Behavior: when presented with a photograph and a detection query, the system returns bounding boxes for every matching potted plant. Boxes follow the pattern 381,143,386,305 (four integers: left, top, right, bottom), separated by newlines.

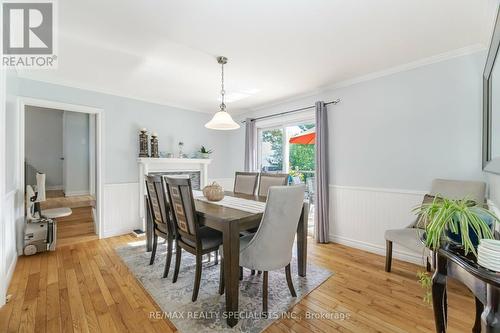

413,196,498,303
414,196,497,256
199,146,213,159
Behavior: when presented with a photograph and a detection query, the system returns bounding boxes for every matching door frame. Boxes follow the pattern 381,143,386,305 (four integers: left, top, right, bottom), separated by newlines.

17,97,105,242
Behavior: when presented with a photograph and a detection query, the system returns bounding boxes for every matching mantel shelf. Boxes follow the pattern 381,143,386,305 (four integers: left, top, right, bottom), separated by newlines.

137,157,212,165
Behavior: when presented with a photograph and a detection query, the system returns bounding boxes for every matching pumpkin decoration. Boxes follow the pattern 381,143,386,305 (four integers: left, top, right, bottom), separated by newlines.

202,182,224,201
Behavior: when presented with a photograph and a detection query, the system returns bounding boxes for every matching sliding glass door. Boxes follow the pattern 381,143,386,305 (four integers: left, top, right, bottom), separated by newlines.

257,119,316,233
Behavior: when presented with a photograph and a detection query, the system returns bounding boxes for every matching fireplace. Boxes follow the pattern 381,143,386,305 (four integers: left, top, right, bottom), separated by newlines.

148,171,201,190
137,158,211,229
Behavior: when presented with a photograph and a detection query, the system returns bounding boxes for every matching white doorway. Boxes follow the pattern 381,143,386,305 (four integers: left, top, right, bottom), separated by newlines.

18,98,104,245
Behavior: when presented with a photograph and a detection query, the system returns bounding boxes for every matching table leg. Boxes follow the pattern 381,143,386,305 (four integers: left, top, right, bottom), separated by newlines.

296,202,308,277
432,252,447,333
482,285,500,333
145,196,153,252
473,297,483,333
223,222,240,327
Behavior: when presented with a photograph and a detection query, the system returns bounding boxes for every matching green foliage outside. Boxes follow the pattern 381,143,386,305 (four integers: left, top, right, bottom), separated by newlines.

261,124,315,182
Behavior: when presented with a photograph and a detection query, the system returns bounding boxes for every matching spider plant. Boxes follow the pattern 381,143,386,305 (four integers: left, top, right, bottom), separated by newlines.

414,196,497,257
199,146,213,154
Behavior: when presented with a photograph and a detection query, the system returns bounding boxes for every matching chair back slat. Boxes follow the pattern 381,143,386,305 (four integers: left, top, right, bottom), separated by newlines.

145,175,173,235
164,177,199,244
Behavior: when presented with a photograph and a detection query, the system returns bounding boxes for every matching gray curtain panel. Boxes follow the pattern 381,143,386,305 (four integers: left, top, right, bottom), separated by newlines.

314,101,330,243
244,118,256,171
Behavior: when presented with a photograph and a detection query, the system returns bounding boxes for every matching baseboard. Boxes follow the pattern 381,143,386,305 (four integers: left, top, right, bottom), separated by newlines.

64,190,90,197
4,254,18,303
46,185,63,191
330,234,424,266
102,227,137,239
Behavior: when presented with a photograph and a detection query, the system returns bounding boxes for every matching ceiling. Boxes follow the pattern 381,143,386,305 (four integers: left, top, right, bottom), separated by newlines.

18,0,497,114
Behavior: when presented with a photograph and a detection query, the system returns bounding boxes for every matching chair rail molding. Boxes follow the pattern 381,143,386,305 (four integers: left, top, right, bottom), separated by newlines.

328,184,426,265
137,158,212,231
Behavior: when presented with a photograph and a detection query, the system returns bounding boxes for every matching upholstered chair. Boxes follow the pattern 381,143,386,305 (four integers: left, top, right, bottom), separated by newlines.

238,185,305,314
164,176,224,301
258,173,289,197
145,175,175,278
384,179,486,273
234,172,259,195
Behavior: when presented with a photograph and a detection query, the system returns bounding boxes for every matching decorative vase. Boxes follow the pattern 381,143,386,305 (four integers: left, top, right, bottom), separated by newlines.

202,182,224,201
150,132,159,158
139,128,149,157
178,142,184,158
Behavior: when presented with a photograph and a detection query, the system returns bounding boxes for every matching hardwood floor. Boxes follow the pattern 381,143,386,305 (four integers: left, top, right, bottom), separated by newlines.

56,207,99,247
41,191,96,210
0,235,474,333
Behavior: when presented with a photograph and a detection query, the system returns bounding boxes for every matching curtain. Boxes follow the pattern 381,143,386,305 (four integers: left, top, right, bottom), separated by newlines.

244,118,256,171
314,101,330,243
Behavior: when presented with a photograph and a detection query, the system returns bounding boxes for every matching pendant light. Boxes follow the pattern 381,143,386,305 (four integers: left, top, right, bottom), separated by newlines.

205,56,240,130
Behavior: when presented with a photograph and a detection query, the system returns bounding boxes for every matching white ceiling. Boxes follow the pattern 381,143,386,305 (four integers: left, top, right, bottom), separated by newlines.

18,0,497,114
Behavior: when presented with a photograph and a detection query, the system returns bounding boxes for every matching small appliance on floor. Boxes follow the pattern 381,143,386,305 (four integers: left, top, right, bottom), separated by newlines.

23,172,72,255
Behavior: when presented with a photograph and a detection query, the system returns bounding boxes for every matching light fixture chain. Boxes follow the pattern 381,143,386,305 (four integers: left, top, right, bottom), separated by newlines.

220,61,225,110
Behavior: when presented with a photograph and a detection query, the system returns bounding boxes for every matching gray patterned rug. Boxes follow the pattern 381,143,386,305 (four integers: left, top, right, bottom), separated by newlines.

115,240,333,333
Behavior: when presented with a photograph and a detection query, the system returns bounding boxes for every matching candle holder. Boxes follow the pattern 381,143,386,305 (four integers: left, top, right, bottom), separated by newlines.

139,129,149,157
151,133,159,158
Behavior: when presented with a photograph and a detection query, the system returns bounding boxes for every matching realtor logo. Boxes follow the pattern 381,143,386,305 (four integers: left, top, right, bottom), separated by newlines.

2,1,57,68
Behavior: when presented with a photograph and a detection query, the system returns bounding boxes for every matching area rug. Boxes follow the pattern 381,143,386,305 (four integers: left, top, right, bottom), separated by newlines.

115,240,333,333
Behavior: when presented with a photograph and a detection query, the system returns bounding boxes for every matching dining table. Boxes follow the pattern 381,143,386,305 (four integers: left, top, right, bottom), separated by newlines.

145,190,309,327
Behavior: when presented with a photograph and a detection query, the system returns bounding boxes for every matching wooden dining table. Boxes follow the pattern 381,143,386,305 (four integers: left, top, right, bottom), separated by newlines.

145,191,309,327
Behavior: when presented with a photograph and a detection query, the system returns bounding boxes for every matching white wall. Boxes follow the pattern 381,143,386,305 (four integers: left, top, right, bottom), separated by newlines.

6,77,235,238
25,106,63,188
63,111,90,195
230,51,487,263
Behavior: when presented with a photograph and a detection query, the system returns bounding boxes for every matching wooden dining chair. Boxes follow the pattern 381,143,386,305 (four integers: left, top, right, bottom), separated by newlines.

234,171,259,195
238,185,305,314
164,176,224,301
258,173,289,197
145,175,175,278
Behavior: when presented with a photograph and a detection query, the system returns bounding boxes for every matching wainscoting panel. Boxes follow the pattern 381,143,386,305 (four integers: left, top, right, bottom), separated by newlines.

329,185,426,264
103,183,141,238
2,190,18,305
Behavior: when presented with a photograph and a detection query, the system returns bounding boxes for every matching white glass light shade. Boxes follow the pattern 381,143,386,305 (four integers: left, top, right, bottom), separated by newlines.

205,111,240,130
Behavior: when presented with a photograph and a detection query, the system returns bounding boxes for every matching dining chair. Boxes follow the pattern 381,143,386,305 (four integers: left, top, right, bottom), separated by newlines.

164,176,224,301
258,173,289,197
145,175,175,278
234,171,259,195
384,178,486,273
238,185,305,314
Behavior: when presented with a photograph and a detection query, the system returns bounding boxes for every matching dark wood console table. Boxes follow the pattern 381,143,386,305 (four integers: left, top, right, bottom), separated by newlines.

432,246,500,332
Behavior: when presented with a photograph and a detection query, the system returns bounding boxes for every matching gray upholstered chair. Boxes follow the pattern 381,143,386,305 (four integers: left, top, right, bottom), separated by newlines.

384,178,487,272
258,173,289,197
234,172,259,195
239,185,305,314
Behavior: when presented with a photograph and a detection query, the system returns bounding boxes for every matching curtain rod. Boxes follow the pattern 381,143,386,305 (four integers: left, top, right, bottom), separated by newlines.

241,98,341,123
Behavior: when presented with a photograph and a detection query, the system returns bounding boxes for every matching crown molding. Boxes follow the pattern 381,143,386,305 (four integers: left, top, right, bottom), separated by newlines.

250,44,487,113
15,74,215,115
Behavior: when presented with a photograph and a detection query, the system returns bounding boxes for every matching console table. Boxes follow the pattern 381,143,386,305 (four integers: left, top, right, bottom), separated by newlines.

432,246,500,332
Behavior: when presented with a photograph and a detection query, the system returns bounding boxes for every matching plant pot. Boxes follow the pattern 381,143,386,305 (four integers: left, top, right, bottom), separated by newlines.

445,211,494,250
201,153,210,159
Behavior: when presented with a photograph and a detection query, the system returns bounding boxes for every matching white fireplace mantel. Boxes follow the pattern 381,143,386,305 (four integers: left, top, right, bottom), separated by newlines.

137,158,212,229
